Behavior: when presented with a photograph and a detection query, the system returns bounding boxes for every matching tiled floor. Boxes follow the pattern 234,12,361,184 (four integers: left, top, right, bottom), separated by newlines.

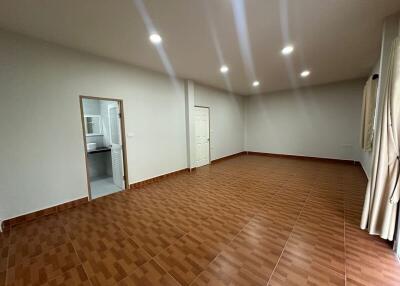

1,154,400,286
90,177,121,199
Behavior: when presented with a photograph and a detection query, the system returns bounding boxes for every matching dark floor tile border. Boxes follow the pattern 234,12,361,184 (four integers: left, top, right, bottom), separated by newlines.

1,197,88,232
245,151,361,165
130,151,246,189
1,152,359,232
130,168,191,189
210,152,246,164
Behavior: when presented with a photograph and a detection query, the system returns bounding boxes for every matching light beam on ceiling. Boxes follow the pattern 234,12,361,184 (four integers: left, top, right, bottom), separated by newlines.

133,0,180,92
231,0,258,91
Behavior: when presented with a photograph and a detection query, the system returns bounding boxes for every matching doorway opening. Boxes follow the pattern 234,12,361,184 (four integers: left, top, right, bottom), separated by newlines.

79,96,129,200
194,106,210,167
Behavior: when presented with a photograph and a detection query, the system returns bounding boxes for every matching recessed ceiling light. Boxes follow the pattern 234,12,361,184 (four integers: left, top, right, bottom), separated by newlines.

220,65,229,74
252,81,260,87
149,33,162,44
300,70,311,78
281,45,294,55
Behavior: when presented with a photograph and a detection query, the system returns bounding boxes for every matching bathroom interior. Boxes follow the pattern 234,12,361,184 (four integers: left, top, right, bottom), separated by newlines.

82,98,125,199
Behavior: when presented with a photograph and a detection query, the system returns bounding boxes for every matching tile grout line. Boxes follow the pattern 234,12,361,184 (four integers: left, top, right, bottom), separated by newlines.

118,215,190,257
3,161,368,286
5,215,84,267
7,213,95,285
116,216,187,286
4,216,85,285
264,181,348,284
256,174,305,286
62,214,95,286
188,213,256,286
164,216,189,236
65,207,184,286
133,228,185,286
134,235,183,286
265,185,314,286
152,257,184,286
142,200,261,285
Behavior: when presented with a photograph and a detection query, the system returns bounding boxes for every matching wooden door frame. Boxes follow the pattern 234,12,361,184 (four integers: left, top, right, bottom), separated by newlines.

79,95,129,200
194,105,211,166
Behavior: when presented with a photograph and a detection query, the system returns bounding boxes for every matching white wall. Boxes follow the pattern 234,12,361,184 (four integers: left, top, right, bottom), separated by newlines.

194,84,245,160
185,80,196,169
245,79,364,161
0,30,188,224
0,25,386,225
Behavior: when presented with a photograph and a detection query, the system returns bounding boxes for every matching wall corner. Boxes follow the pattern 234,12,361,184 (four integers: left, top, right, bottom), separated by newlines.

185,80,196,169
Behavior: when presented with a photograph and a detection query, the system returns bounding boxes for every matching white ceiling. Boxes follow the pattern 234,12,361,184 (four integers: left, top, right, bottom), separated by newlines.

0,0,399,95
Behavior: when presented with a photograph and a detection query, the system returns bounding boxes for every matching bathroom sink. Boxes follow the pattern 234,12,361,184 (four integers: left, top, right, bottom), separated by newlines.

87,143,96,152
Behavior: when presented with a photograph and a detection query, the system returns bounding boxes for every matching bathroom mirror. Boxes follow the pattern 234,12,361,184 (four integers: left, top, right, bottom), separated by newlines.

84,115,102,136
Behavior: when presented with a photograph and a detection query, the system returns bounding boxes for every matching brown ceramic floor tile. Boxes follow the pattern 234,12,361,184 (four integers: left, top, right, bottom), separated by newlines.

268,249,345,286
6,242,80,286
345,224,400,286
3,155,400,286
117,219,185,257
116,260,179,286
155,234,220,285
191,249,273,286
41,265,90,286
0,272,5,286
287,214,345,274
8,215,68,268
284,230,345,276
242,216,292,250
0,232,9,286
187,214,247,253
73,236,150,286
192,221,284,286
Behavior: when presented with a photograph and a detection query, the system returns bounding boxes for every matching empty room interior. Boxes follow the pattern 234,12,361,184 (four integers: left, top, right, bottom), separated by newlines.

1,1,400,286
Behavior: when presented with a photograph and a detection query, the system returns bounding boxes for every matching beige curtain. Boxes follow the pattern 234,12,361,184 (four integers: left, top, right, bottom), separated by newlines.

360,76,377,151
361,37,400,241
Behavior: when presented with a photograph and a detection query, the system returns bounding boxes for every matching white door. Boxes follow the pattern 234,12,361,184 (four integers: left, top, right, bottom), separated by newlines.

194,107,210,167
108,104,124,189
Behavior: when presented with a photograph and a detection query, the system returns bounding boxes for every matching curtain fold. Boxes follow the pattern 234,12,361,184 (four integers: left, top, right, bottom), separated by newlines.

361,37,400,241
360,76,377,151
